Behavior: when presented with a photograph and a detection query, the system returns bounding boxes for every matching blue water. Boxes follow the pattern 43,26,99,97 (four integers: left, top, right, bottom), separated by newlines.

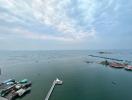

0,50,132,100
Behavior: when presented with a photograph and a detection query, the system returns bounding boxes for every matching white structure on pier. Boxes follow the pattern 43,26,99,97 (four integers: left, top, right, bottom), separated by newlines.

45,78,63,100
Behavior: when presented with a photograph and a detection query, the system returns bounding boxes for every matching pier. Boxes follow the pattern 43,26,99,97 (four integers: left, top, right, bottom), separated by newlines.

89,55,132,63
45,78,63,100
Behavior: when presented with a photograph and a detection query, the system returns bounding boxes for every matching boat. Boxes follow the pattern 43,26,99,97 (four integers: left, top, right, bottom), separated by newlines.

0,79,32,100
0,84,16,97
8,82,32,98
15,81,32,97
125,65,132,71
15,81,32,90
4,82,32,100
6,82,15,85
0,82,16,91
19,79,28,84
109,62,125,68
16,87,31,96
22,81,32,88
5,90,18,100
0,79,15,87
2,79,15,85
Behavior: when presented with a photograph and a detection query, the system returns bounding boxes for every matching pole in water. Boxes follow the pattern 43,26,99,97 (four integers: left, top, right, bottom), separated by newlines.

0,68,1,75
45,78,63,100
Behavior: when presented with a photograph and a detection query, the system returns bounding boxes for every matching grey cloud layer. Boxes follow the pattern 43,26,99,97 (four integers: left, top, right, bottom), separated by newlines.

0,0,132,49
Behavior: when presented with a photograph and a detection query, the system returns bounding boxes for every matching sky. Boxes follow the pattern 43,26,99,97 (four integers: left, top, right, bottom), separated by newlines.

0,0,132,50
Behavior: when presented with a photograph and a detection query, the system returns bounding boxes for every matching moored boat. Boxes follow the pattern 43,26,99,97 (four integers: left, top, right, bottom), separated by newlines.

1,79,15,85
109,62,126,68
125,65,132,71
0,80,16,93
0,79,32,100
19,79,28,84
16,87,31,96
5,90,18,100
0,79,15,88
7,82,32,99
0,84,16,97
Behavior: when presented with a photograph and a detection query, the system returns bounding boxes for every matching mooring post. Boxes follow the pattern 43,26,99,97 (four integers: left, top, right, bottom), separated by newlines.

0,67,1,75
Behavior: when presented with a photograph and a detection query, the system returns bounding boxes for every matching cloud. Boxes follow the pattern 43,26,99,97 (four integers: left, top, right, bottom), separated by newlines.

0,0,131,43
29,28,96,42
0,25,96,42
0,0,97,42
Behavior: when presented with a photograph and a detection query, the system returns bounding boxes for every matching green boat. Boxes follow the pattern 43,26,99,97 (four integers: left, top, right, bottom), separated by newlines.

19,79,28,84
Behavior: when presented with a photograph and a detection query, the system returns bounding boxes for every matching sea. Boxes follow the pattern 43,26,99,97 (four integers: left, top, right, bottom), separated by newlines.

0,50,132,100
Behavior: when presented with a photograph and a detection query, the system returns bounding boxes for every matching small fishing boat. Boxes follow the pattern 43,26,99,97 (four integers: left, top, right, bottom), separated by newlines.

125,65,132,71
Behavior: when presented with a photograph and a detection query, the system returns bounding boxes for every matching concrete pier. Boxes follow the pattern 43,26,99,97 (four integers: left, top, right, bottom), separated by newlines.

45,78,63,100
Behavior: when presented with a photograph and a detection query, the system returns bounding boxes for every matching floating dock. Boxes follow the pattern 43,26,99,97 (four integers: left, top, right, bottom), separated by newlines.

45,78,63,100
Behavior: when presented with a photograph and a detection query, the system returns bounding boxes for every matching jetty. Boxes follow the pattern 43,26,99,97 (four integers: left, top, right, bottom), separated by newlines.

89,55,132,63
45,78,63,100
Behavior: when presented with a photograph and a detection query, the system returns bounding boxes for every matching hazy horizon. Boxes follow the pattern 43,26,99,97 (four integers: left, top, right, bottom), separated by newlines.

0,49,132,51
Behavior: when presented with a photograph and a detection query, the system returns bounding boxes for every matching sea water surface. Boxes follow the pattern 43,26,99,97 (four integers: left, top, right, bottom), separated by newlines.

0,50,132,100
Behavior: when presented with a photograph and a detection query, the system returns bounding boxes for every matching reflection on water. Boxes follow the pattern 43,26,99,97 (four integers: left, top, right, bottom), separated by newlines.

0,50,132,100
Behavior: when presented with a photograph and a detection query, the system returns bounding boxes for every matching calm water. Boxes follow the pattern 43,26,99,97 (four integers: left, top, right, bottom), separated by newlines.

0,50,132,100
